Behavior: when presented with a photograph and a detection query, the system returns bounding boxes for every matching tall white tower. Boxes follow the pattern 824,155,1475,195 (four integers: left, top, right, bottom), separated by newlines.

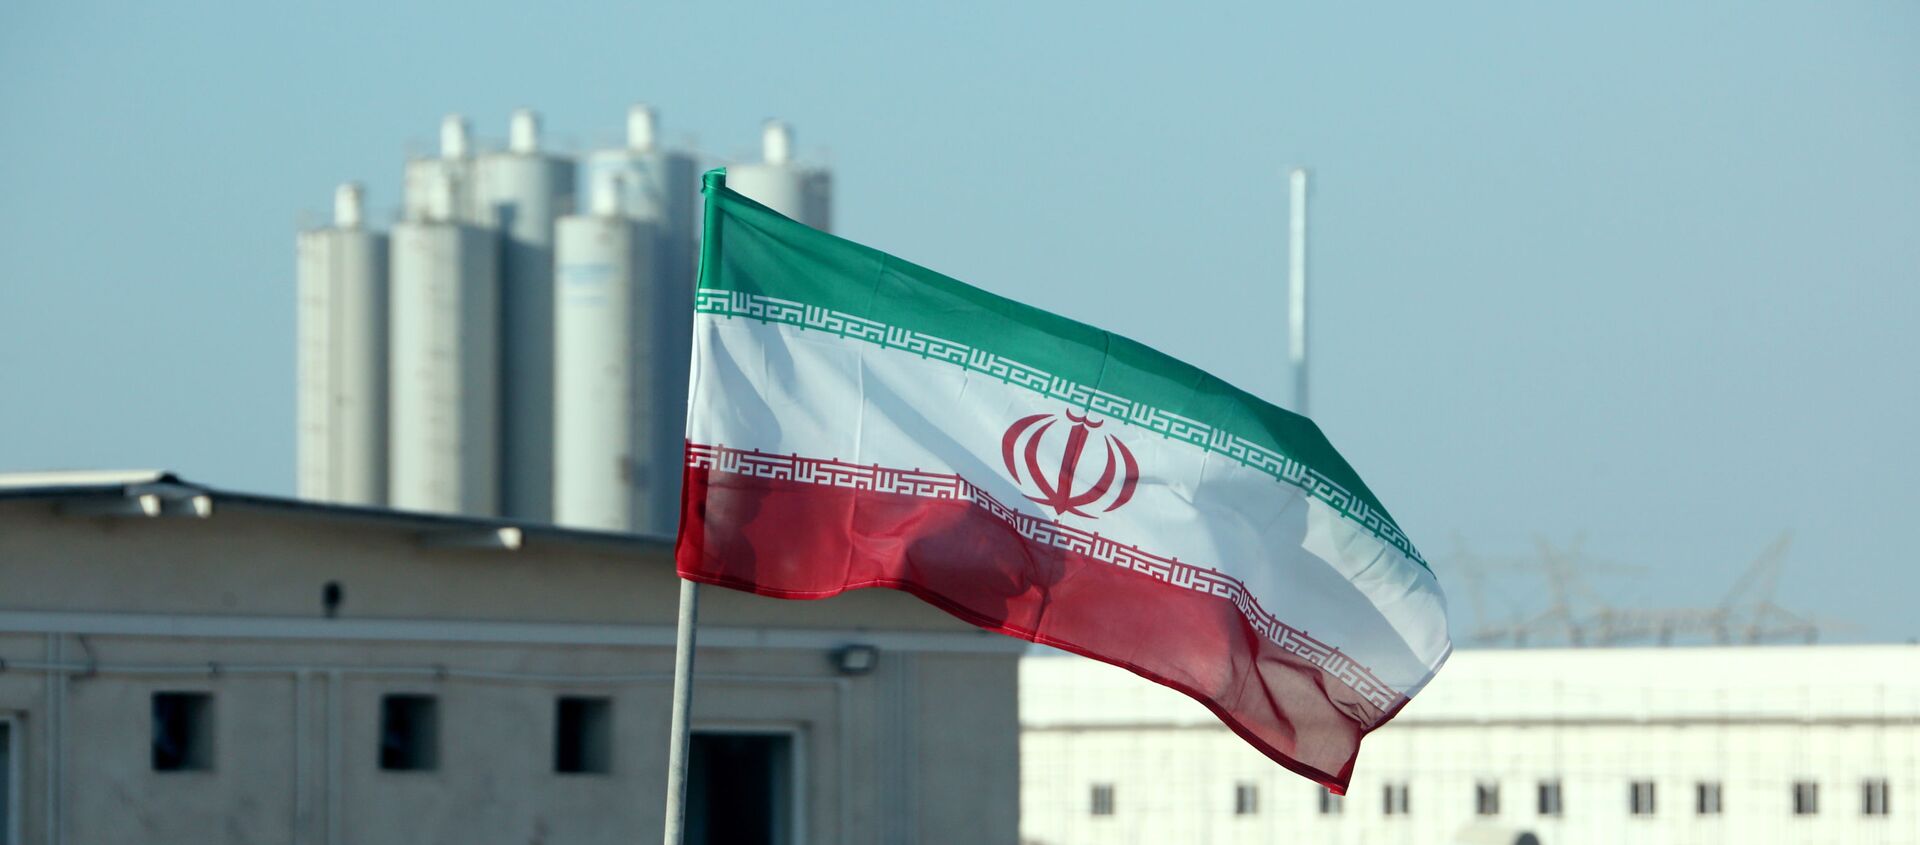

552,171,665,532
296,183,390,505
388,168,502,516
553,106,699,535
477,108,578,522
726,119,832,231
585,104,700,292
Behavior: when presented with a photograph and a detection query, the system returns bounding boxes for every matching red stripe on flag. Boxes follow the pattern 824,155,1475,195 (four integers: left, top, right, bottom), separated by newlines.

675,460,1396,793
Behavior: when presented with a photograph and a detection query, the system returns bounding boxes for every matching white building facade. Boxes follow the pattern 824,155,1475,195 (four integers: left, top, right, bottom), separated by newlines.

1022,645,1920,845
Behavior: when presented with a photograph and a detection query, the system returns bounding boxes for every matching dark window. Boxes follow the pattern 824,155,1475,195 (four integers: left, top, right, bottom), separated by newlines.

1233,782,1258,816
1475,781,1500,816
1793,781,1819,816
554,697,612,774
1383,782,1410,816
687,732,794,845
1696,781,1722,815
1863,778,1890,816
151,692,214,772
1318,788,1344,815
1537,780,1563,816
1090,783,1115,816
1630,780,1657,815
379,695,439,771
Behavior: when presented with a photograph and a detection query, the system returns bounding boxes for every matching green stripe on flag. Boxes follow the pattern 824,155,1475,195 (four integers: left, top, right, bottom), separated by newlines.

700,176,1425,569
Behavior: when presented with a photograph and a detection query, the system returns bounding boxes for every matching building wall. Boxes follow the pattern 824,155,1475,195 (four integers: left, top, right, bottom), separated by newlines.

1021,648,1920,845
0,496,1022,845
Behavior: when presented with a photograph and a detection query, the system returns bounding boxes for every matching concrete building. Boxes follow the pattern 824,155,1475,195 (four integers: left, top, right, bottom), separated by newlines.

1021,645,1920,845
0,471,1021,845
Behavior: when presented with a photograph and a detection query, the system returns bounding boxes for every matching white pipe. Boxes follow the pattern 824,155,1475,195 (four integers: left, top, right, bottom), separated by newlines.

333,184,364,230
627,104,658,153
509,108,540,154
1287,168,1310,417
439,114,471,159
763,120,793,165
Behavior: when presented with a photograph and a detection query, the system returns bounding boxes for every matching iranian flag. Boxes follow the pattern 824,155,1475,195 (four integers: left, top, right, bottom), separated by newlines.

676,171,1450,791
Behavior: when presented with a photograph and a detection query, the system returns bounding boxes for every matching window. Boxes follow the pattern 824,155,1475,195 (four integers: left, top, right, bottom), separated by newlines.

1630,780,1657,816
1696,781,1722,815
1537,780,1563,816
1792,781,1819,816
1317,788,1344,816
1863,779,1890,816
379,694,439,772
151,692,214,772
554,697,612,774
1382,782,1410,816
1475,781,1500,816
1233,782,1258,816
687,732,795,844
1090,783,1115,816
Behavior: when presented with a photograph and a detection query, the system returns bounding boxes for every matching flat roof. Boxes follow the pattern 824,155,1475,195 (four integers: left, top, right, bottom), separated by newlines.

0,469,674,555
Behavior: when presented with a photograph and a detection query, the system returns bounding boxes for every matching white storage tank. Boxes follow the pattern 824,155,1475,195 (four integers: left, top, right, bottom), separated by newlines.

296,183,389,505
476,108,577,522
403,114,483,225
388,171,501,516
584,104,700,292
726,119,832,231
551,171,676,533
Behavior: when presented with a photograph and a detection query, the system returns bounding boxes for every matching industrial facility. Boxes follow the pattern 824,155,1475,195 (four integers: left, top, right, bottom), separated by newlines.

296,107,831,532
113,104,1914,845
0,471,1020,844
1016,536,1913,845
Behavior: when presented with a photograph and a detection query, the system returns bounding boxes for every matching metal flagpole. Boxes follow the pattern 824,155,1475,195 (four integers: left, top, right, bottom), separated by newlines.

664,167,726,845
662,578,700,844
1287,168,1310,417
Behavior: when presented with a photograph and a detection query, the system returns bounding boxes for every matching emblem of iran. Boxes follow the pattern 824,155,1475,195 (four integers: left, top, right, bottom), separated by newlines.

1000,409,1141,518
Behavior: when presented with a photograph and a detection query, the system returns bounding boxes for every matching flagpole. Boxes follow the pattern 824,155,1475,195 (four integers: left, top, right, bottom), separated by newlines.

1287,168,1310,418
662,578,700,844
664,168,726,845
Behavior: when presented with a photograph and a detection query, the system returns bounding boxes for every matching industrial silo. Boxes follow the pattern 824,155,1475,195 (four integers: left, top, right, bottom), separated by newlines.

584,104,700,292
296,183,389,505
726,120,832,231
403,115,482,224
551,172,672,533
476,108,577,522
388,169,501,516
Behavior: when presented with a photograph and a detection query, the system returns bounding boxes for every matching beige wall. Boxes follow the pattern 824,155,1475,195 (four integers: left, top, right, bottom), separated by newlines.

0,497,1022,844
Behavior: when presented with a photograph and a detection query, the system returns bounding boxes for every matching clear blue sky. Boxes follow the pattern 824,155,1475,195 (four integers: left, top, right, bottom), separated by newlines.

2,3,1915,641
